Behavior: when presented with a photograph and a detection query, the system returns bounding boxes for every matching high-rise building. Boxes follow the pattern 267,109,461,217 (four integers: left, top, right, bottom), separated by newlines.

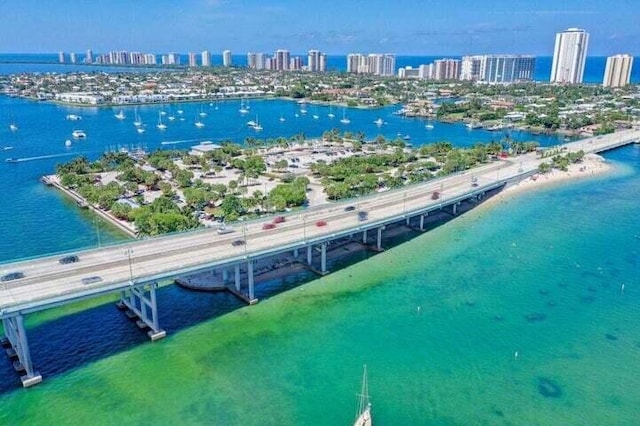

482,55,535,83
290,57,303,71
461,55,484,81
550,28,589,84
58,51,65,64
603,54,634,88
347,53,394,76
188,52,197,67
308,50,321,72
347,53,364,73
319,53,327,72
85,49,93,64
69,53,77,64
201,51,211,67
433,59,461,80
247,52,265,70
381,54,395,76
223,50,232,67
275,49,290,71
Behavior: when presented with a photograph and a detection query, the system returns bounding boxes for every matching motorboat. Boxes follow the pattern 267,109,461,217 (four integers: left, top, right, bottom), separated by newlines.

72,130,87,139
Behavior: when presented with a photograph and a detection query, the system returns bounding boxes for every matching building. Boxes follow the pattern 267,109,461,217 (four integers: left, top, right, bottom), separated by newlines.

188,52,197,67
307,50,326,72
58,51,65,64
85,49,93,64
463,55,536,83
223,50,232,67
290,56,303,71
247,52,265,69
275,49,290,71
69,53,77,64
347,53,395,76
201,51,211,67
319,53,327,72
433,58,461,80
550,28,589,84
603,54,634,88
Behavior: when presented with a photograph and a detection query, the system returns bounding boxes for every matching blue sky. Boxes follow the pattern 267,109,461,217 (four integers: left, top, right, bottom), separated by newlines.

0,0,637,55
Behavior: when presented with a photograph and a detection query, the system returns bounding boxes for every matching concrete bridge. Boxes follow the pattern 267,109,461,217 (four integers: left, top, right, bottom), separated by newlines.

1,129,638,387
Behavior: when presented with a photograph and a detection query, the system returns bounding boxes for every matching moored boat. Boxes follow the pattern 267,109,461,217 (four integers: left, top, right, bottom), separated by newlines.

353,365,372,426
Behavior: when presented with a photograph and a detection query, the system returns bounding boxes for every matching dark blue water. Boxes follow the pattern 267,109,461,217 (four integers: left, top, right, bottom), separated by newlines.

1,54,636,84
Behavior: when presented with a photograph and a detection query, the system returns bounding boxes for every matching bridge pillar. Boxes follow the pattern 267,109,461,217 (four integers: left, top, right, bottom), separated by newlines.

362,229,367,244
293,248,299,258
120,282,166,341
453,203,458,215
234,264,241,291
307,245,313,266
2,314,42,387
377,226,384,251
406,216,411,225
420,214,426,231
321,243,327,273
247,260,255,300
222,269,229,283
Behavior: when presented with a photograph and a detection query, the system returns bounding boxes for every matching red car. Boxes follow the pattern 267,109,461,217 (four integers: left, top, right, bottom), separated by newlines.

273,216,286,223
431,191,440,200
262,223,276,230
315,220,327,227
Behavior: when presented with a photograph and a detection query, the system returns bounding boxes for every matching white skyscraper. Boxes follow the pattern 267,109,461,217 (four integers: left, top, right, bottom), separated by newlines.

603,54,634,88
201,51,211,67
188,52,197,67
223,50,232,67
550,28,589,84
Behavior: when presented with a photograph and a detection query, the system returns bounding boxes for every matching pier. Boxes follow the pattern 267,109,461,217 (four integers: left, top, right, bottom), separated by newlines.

1,129,638,387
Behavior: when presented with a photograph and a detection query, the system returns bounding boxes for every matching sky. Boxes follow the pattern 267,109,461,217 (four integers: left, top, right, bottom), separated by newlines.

0,0,638,56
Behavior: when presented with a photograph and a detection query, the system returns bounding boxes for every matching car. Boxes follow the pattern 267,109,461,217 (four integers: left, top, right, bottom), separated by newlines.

59,255,80,264
344,205,356,212
217,225,235,235
81,276,102,285
273,216,286,223
358,211,369,221
231,239,246,247
316,220,327,227
431,191,440,200
471,177,478,187
262,223,276,230
1,272,24,282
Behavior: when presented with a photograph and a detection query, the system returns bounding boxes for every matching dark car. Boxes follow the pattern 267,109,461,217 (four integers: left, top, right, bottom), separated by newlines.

59,255,80,265
316,220,327,227
471,177,479,187
358,211,369,221
262,223,276,230
1,272,24,282
232,239,246,247
273,216,286,223
431,191,440,200
81,276,102,285
344,205,356,212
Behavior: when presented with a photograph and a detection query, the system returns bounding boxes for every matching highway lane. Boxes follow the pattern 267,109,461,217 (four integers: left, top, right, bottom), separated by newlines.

1,130,637,313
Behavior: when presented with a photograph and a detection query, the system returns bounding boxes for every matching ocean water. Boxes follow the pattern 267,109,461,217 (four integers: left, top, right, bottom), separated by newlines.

0,142,638,424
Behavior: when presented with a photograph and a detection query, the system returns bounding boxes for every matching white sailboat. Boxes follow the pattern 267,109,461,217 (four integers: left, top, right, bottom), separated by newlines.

328,105,335,119
133,109,143,127
374,118,384,126
340,108,351,124
195,115,205,128
239,100,249,114
353,365,372,426
115,109,126,120
279,114,286,122
9,123,18,132
157,112,167,130
253,115,263,131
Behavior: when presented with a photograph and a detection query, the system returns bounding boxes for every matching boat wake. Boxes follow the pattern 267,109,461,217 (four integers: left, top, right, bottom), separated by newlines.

5,152,84,163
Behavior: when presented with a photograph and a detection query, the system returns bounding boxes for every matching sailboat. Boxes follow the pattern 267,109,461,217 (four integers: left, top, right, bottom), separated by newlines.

115,109,126,120
328,105,335,119
340,108,351,124
195,115,205,128
239,99,249,114
279,114,286,122
353,365,372,426
133,109,143,127
157,112,167,130
9,123,18,132
253,115,263,131
374,118,384,126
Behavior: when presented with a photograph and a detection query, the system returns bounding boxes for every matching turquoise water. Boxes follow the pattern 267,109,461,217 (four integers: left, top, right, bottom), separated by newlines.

0,145,638,424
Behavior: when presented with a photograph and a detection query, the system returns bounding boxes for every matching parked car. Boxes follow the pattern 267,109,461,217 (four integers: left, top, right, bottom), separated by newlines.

431,191,440,200
81,276,102,285
231,239,246,247
262,223,276,230
344,205,356,212
273,216,286,223
316,220,327,227
59,255,80,264
1,272,24,282
358,211,369,221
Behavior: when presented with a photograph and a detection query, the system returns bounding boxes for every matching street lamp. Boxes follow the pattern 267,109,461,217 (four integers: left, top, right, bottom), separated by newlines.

403,192,407,215
124,248,134,285
302,215,307,242
242,225,248,258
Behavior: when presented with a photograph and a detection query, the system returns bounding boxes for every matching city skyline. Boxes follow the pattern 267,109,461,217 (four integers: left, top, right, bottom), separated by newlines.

1,0,639,55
